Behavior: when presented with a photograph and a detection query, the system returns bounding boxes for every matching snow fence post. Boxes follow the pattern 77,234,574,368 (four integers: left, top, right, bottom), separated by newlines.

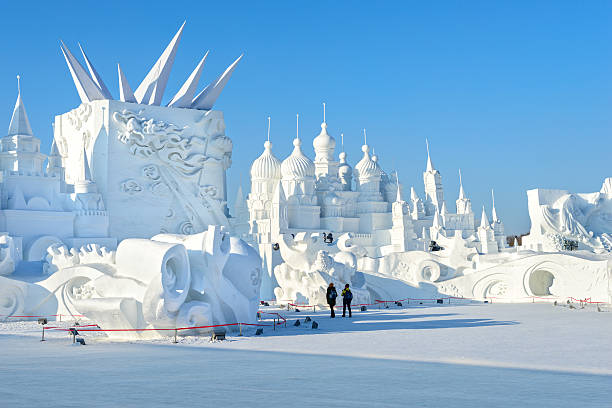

273,317,276,331
313,305,316,313
239,323,242,336
173,328,178,344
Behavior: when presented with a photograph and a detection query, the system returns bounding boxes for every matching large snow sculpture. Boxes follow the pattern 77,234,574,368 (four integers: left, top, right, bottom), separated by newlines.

32,226,261,339
273,233,370,305
522,179,612,253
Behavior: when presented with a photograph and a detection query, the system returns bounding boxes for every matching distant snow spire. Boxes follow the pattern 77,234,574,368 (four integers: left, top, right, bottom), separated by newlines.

441,201,448,215
82,147,92,181
296,113,299,140
410,186,418,201
78,43,113,99
134,21,185,106
341,132,344,152
395,171,402,202
458,168,465,199
267,116,271,142
480,206,489,228
117,63,136,103
8,75,34,137
491,189,498,222
426,138,434,172
168,51,209,108
363,128,367,146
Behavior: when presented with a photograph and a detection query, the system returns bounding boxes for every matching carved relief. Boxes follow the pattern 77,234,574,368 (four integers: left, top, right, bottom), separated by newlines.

120,179,143,195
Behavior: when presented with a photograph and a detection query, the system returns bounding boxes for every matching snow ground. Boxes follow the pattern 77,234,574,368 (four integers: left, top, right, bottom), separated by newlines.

1,303,611,407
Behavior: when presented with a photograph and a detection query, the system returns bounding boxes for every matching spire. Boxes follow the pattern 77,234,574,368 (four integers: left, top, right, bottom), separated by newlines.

8,76,34,137
340,132,344,152
426,138,434,172
267,116,271,142
60,41,106,103
134,21,185,106
117,63,136,103
410,186,418,201
458,169,465,199
50,139,59,156
82,147,92,181
191,54,243,110
491,189,498,222
432,207,442,229
480,206,489,228
395,172,402,202
168,51,209,108
78,43,112,99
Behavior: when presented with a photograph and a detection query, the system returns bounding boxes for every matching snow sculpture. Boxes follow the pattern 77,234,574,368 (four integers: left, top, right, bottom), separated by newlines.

522,179,612,253
32,226,261,339
53,23,241,241
273,233,370,306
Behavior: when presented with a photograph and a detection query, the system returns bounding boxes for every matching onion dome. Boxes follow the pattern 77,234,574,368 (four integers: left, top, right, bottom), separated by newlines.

354,145,382,179
281,138,315,179
338,151,352,179
250,141,281,180
313,122,336,161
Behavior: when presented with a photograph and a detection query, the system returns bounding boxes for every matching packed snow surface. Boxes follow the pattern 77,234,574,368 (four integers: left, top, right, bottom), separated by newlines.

1,303,611,407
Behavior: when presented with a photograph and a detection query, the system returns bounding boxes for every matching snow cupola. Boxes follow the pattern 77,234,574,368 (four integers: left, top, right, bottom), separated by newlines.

251,140,281,181
281,138,315,180
354,144,382,181
313,122,336,162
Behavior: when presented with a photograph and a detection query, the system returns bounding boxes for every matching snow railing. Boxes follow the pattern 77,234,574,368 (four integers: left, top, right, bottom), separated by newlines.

282,295,609,311
41,309,288,341
0,313,85,322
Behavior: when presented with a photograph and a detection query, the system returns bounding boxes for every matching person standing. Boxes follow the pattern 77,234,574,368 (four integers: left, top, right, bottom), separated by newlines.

326,283,338,318
341,284,353,318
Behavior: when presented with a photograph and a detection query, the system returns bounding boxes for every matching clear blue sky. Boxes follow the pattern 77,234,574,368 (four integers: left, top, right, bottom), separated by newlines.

1,1,611,235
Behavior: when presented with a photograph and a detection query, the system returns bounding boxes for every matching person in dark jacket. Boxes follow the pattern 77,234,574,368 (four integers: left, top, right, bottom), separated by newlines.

341,284,353,317
326,283,338,318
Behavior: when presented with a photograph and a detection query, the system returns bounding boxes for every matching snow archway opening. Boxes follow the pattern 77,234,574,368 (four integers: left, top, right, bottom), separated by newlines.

529,269,555,296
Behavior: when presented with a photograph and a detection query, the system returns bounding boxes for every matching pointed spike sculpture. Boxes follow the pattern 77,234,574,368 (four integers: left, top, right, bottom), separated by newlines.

117,63,136,103
168,51,209,108
79,43,112,99
191,54,243,110
134,21,185,106
60,41,106,103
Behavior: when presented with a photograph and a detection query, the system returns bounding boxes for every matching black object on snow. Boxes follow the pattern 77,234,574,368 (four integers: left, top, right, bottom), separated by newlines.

293,320,301,327
311,321,318,329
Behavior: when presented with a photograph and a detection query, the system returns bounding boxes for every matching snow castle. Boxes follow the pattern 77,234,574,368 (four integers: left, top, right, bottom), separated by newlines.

0,24,261,337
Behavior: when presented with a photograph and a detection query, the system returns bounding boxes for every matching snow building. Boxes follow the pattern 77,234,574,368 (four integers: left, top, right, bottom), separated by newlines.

0,82,115,273
239,113,508,298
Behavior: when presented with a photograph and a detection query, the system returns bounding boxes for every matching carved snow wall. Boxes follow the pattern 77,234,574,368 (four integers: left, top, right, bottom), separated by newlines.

54,100,232,240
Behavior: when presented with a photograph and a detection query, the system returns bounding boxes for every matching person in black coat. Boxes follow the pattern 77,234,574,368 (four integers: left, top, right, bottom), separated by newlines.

341,284,353,317
326,283,338,318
